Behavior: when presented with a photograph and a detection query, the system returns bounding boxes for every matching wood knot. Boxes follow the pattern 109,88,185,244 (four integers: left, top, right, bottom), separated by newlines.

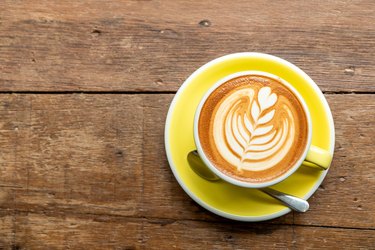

199,19,211,27
344,66,355,76
339,176,346,182
115,149,124,158
155,79,164,85
91,29,102,36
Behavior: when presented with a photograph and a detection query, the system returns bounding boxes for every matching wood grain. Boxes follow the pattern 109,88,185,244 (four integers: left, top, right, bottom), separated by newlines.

1,1,374,92
0,213,374,249
0,94,373,231
0,94,145,218
1,1,374,248
1,213,142,250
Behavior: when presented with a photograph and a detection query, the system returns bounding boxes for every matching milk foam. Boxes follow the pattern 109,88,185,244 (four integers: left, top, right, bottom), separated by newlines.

212,86,295,171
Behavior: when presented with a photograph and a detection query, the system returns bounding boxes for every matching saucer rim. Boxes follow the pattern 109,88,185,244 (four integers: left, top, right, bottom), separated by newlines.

164,52,335,221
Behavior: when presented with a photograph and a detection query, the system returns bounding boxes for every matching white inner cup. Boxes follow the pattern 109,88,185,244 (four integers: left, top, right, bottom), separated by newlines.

194,70,312,188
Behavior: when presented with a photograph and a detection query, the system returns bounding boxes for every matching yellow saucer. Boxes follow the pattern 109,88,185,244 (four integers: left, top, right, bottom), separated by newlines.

165,53,335,221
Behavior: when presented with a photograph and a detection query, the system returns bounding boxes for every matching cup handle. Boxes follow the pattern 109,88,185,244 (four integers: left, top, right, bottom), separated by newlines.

303,145,332,170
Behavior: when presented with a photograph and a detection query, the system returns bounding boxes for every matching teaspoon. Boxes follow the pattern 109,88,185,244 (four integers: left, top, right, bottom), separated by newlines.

187,150,309,213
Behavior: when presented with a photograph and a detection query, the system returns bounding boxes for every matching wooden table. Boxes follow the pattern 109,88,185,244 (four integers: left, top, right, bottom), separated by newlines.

0,1,374,249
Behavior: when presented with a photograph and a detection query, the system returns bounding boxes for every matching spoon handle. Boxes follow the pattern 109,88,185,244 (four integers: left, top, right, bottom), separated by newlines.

261,187,309,212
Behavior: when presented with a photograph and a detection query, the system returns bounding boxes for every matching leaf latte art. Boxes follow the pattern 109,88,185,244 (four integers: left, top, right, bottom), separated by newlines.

213,86,294,171
198,75,308,183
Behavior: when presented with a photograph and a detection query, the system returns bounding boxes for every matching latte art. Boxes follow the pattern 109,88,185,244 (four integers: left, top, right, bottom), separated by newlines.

198,74,308,183
214,86,295,172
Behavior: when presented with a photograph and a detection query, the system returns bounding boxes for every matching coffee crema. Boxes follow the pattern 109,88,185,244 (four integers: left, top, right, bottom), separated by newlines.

198,74,308,183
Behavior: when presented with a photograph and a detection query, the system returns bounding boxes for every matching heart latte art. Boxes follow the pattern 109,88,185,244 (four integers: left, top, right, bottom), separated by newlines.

214,86,293,171
198,74,308,183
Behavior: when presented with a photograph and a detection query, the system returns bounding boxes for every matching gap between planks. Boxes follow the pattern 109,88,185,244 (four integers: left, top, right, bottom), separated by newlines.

3,208,375,231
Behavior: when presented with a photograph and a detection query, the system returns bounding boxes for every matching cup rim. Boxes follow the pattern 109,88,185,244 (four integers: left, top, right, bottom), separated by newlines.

193,70,312,188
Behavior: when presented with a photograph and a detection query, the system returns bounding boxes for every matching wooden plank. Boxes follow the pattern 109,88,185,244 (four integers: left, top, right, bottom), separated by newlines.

0,1,374,92
142,218,294,249
0,94,374,230
12,213,142,250
0,94,144,217
143,220,375,249
1,213,374,249
293,226,375,249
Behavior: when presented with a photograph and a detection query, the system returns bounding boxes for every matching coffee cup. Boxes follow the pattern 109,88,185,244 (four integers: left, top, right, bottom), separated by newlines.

193,60,332,189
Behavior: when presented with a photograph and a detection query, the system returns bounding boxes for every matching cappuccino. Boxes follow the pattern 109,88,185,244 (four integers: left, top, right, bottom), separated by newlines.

198,74,308,183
